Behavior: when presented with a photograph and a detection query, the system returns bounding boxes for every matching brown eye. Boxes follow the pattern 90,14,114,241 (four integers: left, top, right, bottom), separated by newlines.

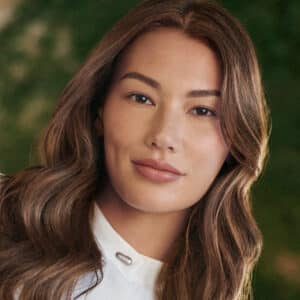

191,106,217,117
127,93,153,105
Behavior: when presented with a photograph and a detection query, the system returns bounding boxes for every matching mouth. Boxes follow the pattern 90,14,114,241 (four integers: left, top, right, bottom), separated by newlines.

132,161,183,183
132,158,184,175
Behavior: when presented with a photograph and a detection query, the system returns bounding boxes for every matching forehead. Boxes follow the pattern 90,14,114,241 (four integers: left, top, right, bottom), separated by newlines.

111,28,221,89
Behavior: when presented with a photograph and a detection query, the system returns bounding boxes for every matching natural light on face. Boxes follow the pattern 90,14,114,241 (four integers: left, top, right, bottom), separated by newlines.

96,28,229,214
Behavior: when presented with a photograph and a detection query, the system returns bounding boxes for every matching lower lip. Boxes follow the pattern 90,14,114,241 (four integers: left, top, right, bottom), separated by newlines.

133,163,182,183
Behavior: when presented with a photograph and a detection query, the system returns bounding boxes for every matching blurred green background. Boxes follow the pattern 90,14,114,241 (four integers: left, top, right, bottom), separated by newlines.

0,0,299,299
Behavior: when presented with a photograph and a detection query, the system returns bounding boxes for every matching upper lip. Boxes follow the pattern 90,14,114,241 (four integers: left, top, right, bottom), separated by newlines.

132,158,185,175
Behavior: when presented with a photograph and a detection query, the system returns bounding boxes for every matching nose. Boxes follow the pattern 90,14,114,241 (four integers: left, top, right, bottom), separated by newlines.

145,106,182,153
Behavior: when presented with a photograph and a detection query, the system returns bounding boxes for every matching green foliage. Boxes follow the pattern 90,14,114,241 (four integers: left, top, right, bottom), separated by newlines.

0,0,299,298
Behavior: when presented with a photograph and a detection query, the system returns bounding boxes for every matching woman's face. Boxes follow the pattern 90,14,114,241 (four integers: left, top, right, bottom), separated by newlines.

95,28,229,214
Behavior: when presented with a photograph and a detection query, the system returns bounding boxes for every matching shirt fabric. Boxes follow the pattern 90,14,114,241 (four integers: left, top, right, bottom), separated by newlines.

71,201,164,300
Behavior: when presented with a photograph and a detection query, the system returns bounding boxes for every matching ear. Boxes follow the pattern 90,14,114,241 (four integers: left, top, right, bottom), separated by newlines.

94,108,103,136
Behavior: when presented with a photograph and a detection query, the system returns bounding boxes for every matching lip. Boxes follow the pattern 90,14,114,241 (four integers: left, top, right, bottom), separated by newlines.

132,163,183,183
132,158,184,175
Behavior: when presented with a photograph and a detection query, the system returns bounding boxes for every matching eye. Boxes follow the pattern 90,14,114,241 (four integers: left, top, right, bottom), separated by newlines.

125,93,217,117
126,93,153,105
191,106,217,117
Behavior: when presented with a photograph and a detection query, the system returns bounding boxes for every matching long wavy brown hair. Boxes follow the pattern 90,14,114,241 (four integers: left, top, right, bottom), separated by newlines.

0,0,271,299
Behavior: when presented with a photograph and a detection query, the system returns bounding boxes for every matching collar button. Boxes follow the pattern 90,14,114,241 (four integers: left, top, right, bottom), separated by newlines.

115,251,133,265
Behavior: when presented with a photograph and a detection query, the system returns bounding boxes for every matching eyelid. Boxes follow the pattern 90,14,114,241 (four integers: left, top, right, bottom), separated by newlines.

125,92,154,104
191,106,217,117
125,92,217,117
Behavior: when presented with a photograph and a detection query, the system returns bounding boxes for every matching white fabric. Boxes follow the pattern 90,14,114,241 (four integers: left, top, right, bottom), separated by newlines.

12,200,163,300
71,201,164,299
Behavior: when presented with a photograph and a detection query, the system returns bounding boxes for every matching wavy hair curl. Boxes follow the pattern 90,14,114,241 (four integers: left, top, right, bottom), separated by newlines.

0,1,270,299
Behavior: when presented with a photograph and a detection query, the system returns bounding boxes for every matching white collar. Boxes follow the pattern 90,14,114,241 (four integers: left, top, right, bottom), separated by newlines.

92,201,164,288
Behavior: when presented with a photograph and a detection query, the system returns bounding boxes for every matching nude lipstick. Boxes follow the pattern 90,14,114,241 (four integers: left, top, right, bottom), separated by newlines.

132,159,185,183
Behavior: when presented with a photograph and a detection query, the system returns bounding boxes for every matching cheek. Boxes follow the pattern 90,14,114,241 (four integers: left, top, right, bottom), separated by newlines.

102,94,145,150
191,123,228,170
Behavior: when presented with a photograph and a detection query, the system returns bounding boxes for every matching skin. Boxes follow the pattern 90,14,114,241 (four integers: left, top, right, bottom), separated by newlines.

94,28,229,262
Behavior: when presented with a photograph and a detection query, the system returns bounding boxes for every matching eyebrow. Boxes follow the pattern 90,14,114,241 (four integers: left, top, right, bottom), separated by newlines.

119,71,221,97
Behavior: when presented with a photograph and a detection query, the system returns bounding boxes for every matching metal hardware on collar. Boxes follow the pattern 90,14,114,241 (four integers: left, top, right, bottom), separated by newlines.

115,251,133,265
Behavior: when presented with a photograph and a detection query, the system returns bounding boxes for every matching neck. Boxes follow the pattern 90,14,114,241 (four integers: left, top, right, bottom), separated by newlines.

94,183,191,262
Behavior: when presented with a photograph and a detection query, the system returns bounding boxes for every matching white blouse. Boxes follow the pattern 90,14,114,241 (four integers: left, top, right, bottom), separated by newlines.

71,201,164,299
13,201,164,300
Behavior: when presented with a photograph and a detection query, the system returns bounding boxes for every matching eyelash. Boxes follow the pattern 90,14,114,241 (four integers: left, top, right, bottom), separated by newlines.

125,93,217,117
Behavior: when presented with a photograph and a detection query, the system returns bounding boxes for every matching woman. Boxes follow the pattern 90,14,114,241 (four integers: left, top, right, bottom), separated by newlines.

0,0,271,299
